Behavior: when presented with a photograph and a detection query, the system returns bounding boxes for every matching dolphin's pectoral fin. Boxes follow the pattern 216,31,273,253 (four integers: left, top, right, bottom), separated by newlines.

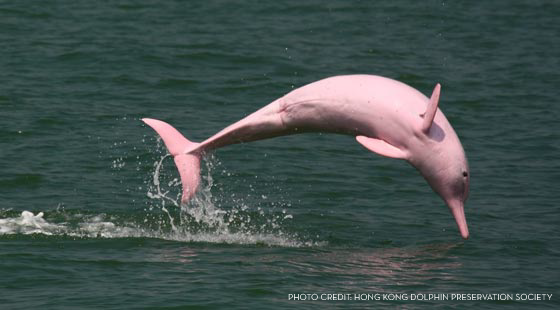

356,136,407,159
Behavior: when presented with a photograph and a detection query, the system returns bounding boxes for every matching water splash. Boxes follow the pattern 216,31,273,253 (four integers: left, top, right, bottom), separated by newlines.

0,153,323,247
146,154,180,232
142,153,315,246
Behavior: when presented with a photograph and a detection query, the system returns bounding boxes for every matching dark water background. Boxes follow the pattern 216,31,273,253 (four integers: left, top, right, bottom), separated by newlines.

1,1,559,309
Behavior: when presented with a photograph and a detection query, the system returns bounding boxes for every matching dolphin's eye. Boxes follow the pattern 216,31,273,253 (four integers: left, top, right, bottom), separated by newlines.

462,171,468,177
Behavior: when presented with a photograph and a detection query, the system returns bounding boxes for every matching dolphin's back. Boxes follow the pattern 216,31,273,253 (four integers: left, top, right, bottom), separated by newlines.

278,75,430,138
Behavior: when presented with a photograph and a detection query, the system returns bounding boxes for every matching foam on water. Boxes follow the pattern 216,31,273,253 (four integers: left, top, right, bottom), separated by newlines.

0,211,140,238
0,211,65,235
0,210,314,247
0,154,322,248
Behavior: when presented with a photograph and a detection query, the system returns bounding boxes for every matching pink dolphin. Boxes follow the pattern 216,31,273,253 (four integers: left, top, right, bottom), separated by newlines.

142,75,470,239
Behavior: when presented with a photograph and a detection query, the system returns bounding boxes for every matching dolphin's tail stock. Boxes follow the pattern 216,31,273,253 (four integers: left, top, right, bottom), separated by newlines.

142,118,201,204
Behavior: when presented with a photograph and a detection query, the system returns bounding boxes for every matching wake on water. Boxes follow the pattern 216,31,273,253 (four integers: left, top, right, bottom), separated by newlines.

0,150,321,248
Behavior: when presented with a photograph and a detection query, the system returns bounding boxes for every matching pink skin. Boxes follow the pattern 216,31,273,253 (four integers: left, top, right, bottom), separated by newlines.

143,75,470,239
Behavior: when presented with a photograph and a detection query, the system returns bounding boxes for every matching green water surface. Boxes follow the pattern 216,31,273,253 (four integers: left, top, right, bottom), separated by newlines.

1,1,559,309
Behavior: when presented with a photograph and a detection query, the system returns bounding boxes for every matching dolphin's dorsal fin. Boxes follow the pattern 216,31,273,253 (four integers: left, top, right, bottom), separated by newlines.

421,83,441,133
356,136,408,159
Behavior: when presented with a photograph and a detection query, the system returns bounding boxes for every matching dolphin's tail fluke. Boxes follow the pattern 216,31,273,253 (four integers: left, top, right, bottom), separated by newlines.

142,118,201,204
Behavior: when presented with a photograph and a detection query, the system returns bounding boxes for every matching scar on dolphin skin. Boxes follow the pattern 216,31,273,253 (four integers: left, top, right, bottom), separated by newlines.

142,74,470,239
